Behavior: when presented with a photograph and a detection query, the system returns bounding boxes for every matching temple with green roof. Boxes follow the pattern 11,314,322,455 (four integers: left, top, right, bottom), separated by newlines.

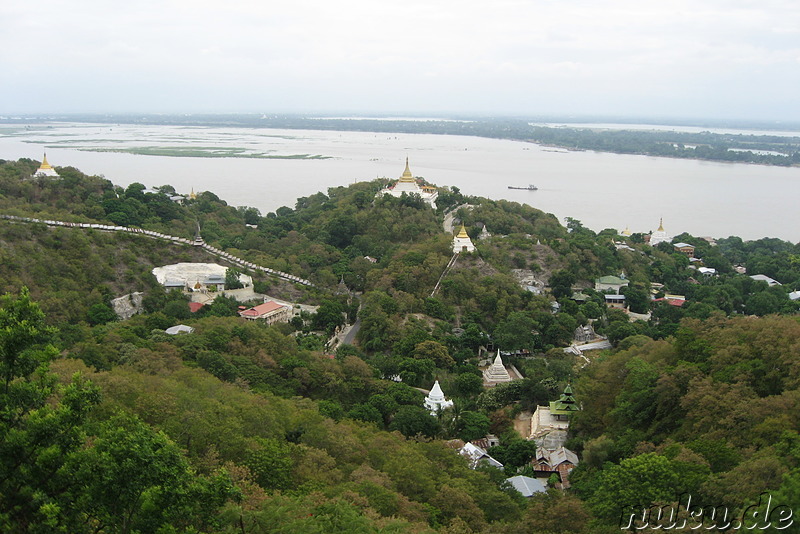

530,383,580,445
548,384,580,421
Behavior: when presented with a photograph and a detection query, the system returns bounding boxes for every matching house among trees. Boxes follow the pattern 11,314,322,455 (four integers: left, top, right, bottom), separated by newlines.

459,442,503,469
673,242,696,257
594,275,629,292
239,300,291,325
604,294,626,309
532,446,580,489
750,274,781,287
165,324,194,335
506,475,546,497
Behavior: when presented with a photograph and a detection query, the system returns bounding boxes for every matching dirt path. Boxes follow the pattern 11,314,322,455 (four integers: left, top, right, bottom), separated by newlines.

513,411,532,439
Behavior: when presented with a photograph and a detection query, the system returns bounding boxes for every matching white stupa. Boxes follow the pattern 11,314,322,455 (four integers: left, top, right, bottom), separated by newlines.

33,153,59,177
649,218,671,246
424,380,454,414
378,158,438,208
452,224,476,253
483,351,512,384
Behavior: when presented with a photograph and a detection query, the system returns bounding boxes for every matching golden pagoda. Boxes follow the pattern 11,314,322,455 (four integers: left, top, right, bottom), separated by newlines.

453,223,475,253
33,153,59,177
376,158,438,208
650,217,671,246
399,157,415,183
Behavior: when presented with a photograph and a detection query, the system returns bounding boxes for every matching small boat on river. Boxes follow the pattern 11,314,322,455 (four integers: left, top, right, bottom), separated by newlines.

507,184,538,191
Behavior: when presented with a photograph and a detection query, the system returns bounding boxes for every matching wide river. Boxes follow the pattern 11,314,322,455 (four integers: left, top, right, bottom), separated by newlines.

1,122,798,242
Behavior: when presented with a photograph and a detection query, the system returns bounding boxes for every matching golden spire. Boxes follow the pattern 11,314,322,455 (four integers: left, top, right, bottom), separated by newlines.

457,224,469,239
40,153,53,170
189,188,197,200
657,218,664,232
399,157,415,183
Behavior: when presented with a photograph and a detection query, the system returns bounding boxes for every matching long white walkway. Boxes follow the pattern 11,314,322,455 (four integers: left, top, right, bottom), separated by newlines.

0,214,315,287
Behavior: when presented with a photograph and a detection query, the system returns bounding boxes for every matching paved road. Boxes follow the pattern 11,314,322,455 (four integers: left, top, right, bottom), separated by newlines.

342,317,361,345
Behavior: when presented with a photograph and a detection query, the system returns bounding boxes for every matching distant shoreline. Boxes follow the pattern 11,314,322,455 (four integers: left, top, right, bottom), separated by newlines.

4,114,798,167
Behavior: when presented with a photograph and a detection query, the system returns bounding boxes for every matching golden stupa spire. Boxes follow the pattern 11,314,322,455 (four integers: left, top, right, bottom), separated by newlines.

657,218,664,232
399,157,415,183
457,223,469,239
40,152,53,170
189,188,197,200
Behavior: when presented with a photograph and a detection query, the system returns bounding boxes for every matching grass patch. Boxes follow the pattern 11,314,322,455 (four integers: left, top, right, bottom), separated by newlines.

77,147,332,159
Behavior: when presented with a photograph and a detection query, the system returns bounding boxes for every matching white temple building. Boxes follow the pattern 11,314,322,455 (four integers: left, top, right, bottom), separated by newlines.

151,263,252,291
478,224,491,240
33,153,59,177
452,224,476,253
378,158,438,208
424,380,454,414
483,351,512,385
649,218,672,246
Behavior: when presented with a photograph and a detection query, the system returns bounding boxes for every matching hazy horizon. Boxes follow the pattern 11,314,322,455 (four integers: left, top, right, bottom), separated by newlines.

3,112,800,134
3,1,799,122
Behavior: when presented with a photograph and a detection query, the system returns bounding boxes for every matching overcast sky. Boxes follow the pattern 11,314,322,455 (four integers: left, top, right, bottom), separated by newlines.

3,0,799,121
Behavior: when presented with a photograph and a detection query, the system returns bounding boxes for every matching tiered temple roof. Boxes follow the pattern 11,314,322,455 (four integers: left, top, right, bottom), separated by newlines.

483,351,512,384
549,384,579,417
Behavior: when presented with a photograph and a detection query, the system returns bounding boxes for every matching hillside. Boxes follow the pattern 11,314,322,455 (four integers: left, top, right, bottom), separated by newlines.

1,157,799,532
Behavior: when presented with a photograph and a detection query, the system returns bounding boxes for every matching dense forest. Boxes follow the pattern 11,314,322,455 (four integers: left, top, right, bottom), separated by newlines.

5,114,800,166
1,157,799,532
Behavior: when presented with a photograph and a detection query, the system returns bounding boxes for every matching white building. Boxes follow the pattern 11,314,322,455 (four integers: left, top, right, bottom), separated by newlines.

483,351,512,385
33,153,60,177
750,274,781,287
649,218,672,246
424,380,454,414
506,475,547,497
239,301,292,325
452,224,476,253
151,263,252,291
459,442,503,469
377,158,438,208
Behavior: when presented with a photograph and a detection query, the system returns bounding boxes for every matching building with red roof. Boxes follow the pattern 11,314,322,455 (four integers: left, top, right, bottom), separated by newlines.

239,300,291,325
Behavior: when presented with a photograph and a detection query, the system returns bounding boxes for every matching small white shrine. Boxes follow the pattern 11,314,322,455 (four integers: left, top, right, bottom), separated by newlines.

483,351,512,384
424,380,454,414
452,224,476,253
